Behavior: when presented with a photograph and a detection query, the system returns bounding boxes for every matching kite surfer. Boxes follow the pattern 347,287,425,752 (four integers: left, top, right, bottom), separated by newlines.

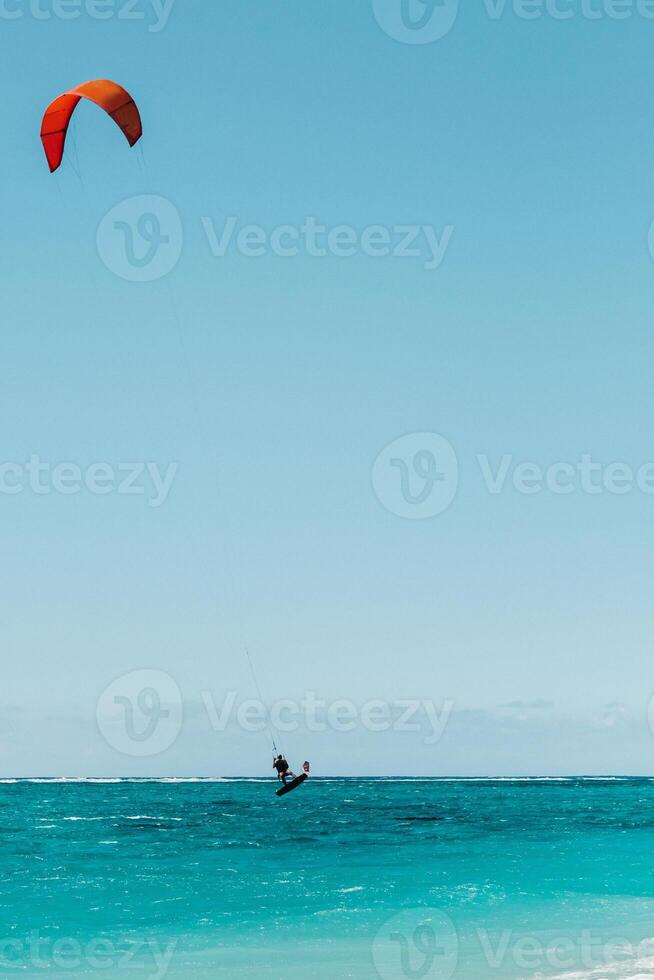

274,758,310,798
273,755,295,785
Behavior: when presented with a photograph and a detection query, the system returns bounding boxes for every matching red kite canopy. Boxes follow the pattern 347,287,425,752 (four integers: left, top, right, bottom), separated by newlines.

41,79,142,173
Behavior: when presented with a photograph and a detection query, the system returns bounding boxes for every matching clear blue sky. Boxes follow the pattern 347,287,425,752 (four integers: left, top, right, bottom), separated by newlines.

2,0,654,776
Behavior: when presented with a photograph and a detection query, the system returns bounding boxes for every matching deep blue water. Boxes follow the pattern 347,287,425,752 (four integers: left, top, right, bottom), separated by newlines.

3,777,654,978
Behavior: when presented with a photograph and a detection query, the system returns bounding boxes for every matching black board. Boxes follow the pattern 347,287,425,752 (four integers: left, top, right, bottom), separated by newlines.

276,773,308,797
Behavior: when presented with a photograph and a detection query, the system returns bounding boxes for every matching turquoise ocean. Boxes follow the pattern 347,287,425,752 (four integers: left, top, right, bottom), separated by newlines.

3,777,654,979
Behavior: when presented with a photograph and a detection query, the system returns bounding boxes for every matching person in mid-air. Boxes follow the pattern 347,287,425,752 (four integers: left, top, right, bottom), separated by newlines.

273,754,294,785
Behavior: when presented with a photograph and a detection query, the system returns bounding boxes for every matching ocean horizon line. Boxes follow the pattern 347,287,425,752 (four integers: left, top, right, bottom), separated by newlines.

1,773,653,782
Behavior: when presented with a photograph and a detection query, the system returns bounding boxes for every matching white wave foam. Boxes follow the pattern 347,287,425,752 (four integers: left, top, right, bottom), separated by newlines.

122,815,182,821
549,941,654,979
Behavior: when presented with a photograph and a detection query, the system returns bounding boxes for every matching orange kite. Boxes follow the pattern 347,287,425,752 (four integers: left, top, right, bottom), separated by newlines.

41,79,142,173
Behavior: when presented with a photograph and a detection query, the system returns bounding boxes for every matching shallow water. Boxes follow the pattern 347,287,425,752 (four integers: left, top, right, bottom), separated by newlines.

2,777,654,978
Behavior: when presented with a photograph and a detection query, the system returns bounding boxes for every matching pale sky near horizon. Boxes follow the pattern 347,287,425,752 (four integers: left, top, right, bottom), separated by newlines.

2,0,654,776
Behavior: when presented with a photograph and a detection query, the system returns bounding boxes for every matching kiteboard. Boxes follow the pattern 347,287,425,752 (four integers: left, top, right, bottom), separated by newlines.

276,773,308,798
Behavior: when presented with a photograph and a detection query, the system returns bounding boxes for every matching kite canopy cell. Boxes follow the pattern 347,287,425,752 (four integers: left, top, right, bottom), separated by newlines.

41,79,142,173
